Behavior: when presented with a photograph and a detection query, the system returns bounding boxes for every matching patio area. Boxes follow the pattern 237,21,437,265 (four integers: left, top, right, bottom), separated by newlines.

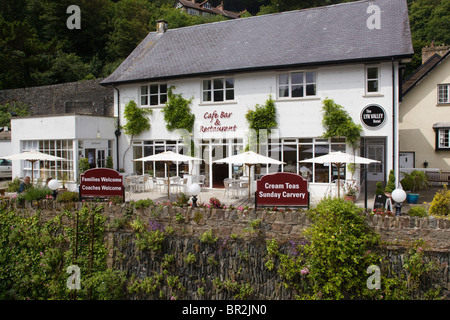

127,180,379,210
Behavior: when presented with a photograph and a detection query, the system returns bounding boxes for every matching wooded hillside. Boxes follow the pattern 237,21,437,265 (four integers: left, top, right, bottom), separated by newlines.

1,0,448,89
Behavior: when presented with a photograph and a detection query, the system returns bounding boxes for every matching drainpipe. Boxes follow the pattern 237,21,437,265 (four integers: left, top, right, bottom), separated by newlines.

112,84,121,172
392,57,397,187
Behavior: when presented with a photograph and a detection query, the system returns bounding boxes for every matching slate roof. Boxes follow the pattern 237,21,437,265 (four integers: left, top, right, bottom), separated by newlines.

402,51,450,95
101,0,413,86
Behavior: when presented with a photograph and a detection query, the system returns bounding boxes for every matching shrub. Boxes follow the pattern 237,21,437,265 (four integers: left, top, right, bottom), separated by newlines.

375,182,384,195
400,170,428,193
17,186,52,202
199,229,218,244
6,177,21,192
407,206,428,218
133,198,154,210
175,193,189,206
385,170,396,193
278,198,381,299
429,186,450,216
56,191,79,202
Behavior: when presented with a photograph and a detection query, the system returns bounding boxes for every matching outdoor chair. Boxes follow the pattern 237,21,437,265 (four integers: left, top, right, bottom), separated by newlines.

170,176,182,194
223,178,238,199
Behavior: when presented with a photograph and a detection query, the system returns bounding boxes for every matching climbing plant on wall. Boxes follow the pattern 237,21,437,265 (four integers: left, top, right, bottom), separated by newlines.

321,98,363,149
122,100,152,167
245,95,278,151
162,86,195,156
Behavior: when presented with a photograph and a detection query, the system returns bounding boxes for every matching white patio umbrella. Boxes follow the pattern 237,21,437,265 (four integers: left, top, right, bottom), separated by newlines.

4,150,65,184
213,151,285,201
133,151,203,198
299,151,380,198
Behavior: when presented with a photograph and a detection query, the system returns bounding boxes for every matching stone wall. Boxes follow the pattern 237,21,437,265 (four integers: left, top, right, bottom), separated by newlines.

4,200,450,299
0,78,114,117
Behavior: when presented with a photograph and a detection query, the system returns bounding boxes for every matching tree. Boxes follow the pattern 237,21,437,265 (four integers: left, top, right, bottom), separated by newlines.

0,19,54,89
106,0,152,61
0,101,31,129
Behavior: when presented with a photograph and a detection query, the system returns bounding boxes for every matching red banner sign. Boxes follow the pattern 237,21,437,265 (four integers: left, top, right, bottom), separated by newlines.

80,168,124,199
256,172,309,207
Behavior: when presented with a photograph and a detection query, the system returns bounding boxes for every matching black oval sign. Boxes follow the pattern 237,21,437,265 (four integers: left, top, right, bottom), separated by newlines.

361,104,386,128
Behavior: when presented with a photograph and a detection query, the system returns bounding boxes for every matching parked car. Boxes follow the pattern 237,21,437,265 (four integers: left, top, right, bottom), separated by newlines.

0,158,12,178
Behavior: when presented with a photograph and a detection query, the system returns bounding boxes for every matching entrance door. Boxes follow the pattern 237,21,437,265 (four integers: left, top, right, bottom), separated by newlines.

86,149,96,169
212,144,228,188
366,139,385,182
399,152,414,169
97,149,106,168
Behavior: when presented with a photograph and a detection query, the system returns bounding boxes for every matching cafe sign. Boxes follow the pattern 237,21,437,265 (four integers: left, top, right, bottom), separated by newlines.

361,104,386,129
200,109,237,133
79,168,124,201
256,172,309,208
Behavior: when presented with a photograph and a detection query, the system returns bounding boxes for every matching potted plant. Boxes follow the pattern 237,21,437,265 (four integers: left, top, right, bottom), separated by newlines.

384,170,395,198
343,181,358,202
375,182,384,195
400,170,428,204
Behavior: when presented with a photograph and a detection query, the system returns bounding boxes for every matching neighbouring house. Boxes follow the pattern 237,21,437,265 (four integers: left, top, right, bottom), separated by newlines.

175,0,242,19
101,0,413,200
399,45,450,171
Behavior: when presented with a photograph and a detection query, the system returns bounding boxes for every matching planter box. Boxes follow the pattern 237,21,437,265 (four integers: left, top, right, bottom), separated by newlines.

406,193,419,204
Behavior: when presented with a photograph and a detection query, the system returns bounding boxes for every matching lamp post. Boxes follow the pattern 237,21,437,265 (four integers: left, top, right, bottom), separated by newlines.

391,187,407,216
189,183,201,207
48,179,59,200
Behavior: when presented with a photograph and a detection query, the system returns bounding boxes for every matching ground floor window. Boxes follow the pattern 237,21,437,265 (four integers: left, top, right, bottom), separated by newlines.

22,140,74,182
256,137,347,183
131,137,348,188
132,140,190,177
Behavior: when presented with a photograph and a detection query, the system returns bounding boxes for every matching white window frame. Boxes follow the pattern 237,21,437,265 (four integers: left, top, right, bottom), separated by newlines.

365,66,380,94
438,84,450,104
438,129,450,149
277,71,317,99
140,83,168,107
202,77,235,103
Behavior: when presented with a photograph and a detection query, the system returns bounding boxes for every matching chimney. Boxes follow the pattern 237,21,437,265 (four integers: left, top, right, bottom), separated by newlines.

156,19,168,33
422,43,450,64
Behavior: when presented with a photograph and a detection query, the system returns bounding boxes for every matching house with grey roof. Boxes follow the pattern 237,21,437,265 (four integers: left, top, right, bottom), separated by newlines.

175,0,242,19
399,45,450,172
102,0,413,201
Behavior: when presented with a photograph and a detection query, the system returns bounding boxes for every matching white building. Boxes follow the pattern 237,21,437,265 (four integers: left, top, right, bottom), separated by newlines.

10,114,116,190
100,0,413,198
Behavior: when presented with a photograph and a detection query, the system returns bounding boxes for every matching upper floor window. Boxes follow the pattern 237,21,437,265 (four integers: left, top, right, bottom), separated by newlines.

202,77,234,102
366,66,380,93
438,84,450,104
278,71,316,98
141,83,167,106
